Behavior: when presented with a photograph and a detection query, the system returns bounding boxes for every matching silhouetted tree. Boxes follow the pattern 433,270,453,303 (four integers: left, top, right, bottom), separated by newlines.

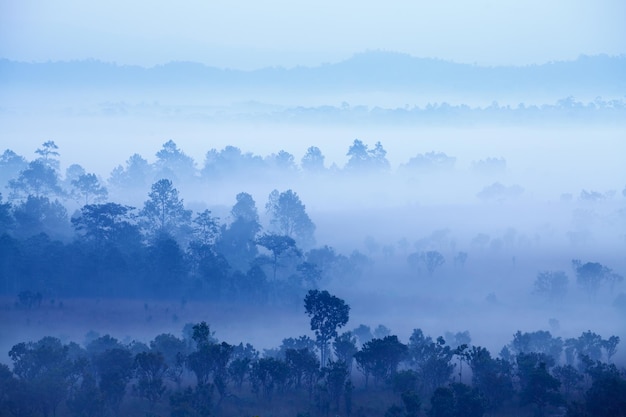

94,347,134,415
71,203,137,246
517,354,563,417
134,351,168,409
250,357,289,402
428,383,485,417
8,337,76,417
150,333,188,388
354,335,408,386
304,290,350,366
285,348,319,392
508,331,563,364
140,179,192,241
266,189,316,248
334,332,358,375
71,173,108,205
321,360,349,412
256,233,301,280
146,234,187,296
572,260,623,299
217,192,261,271
34,141,60,171
407,330,455,397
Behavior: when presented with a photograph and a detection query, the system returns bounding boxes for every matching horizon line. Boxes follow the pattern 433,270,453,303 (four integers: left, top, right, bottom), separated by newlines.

1,49,624,72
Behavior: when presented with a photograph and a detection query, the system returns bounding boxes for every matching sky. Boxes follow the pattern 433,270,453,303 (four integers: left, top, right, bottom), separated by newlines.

1,0,625,69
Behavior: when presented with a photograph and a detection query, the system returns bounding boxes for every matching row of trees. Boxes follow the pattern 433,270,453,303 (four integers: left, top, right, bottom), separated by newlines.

0,170,379,300
0,140,394,199
1,179,621,302
1,140,546,200
2,290,624,417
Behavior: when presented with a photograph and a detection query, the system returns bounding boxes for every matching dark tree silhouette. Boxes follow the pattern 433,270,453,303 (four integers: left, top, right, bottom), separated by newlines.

304,290,350,366
134,351,168,408
256,233,301,280
354,335,408,386
8,337,76,417
217,192,261,271
140,179,192,241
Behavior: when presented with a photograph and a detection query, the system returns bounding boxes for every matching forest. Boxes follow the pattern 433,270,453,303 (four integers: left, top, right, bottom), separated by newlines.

0,139,625,417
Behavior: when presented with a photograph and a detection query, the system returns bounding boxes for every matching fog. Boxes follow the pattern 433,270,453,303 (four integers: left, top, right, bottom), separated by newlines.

1,53,625,416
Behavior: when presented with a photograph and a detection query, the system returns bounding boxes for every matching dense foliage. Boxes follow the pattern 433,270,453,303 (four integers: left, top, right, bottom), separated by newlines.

1,313,625,416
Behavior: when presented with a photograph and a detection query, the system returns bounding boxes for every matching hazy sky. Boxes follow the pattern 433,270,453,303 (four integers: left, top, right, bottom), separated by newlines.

1,0,625,69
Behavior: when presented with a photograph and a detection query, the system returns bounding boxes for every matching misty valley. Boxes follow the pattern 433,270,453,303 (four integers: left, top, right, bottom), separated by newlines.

0,134,624,417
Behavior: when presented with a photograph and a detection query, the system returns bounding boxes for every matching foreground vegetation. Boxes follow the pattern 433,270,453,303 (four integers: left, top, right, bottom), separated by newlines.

2,290,625,417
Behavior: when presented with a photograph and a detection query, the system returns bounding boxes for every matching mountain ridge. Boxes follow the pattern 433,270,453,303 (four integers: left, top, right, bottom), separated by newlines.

1,50,625,95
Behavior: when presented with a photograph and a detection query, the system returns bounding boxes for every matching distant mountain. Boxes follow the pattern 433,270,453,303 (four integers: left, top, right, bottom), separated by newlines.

1,51,625,96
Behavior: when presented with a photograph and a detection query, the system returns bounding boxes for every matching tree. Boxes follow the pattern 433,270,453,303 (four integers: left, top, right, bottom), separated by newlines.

285,348,319,392
297,261,323,289
333,332,358,374
583,363,626,417
423,251,445,276
301,146,326,172
508,331,563,364
8,337,76,417
265,150,298,174
533,271,568,301
192,209,220,246
140,179,192,241
71,203,137,246
401,151,456,172
304,290,350,366
150,333,188,388
71,173,108,205
217,192,261,271
572,260,623,298
266,189,316,248
354,335,408,386
517,354,563,416
134,351,168,409
146,234,188,296
408,251,445,276
256,233,301,280
321,360,349,412
154,139,196,181
13,195,70,239
8,160,64,200
564,331,619,366
345,139,390,173
0,193,14,234
407,330,455,397
0,149,28,187
249,357,289,402
466,346,513,411
108,153,153,190
428,383,486,417
34,141,60,171
94,347,134,414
